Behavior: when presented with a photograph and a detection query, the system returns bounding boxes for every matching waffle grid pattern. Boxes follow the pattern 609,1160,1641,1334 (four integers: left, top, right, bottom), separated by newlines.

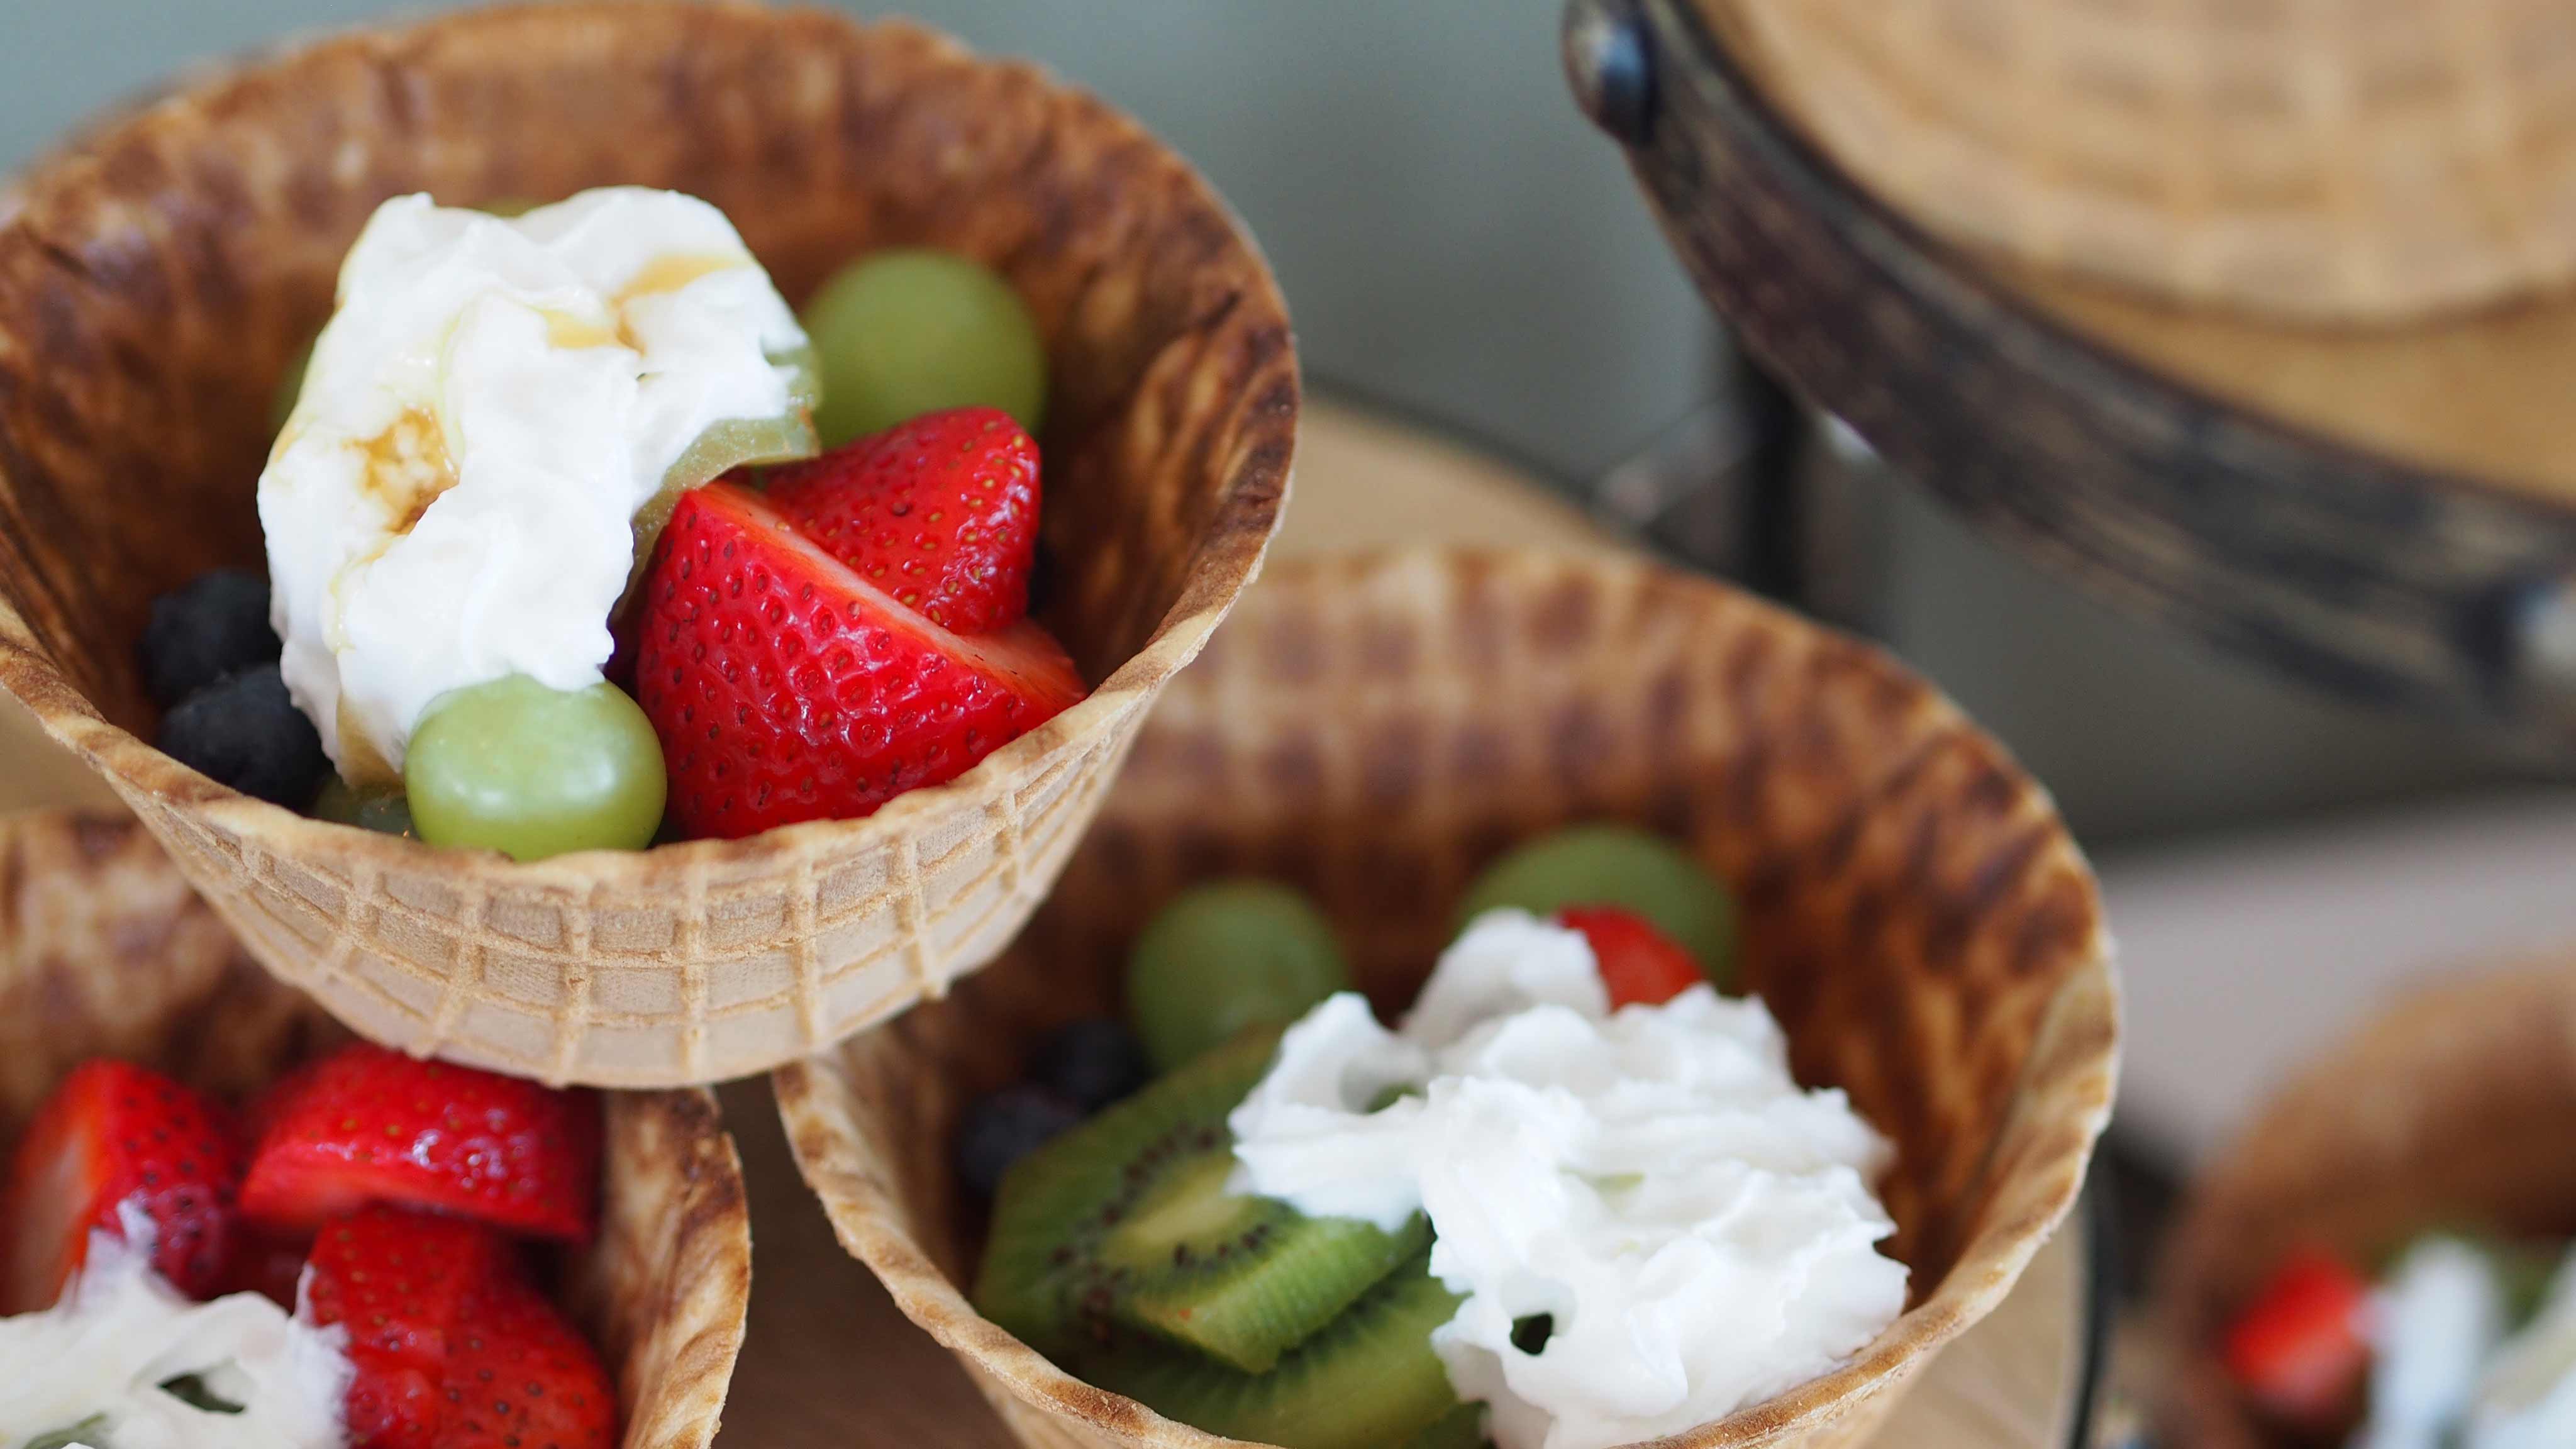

0,811,753,1449
1720,0,2576,319
110,732,1126,1085
0,2,1295,1087
776,550,2120,1449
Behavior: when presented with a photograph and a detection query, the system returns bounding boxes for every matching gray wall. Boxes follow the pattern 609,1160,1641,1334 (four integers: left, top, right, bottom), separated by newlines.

3,0,2536,844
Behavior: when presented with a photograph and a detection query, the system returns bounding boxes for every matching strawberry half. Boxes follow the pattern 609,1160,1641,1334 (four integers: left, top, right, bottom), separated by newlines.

2222,1249,2372,1433
304,1206,517,1449
635,480,1087,840
432,1275,619,1449
1558,906,1709,1009
765,406,1041,634
0,1059,242,1311
239,1044,601,1242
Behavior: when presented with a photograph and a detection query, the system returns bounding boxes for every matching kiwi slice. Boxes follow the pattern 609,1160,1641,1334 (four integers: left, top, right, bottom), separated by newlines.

976,1028,1427,1374
1395,1403,1490,1449
1077,1250,1468,1449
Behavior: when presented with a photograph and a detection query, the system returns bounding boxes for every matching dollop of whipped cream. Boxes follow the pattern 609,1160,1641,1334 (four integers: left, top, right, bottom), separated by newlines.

260,187,809,780
1227,910,1907,1449
0,1212,350,1448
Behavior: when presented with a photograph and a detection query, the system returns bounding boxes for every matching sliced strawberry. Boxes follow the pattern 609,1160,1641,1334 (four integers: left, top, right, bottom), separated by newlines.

433,1275,619,1449
765,406,1041,633
1558,906,1708,1009
2221,1249,2372,1432
0,1059,243,1311
239,1044,601,1242
218,1224,314,1309
304,1206,518,1449
635,480,1087,840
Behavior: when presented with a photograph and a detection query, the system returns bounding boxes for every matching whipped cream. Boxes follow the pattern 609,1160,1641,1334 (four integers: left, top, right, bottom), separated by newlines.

0,1213,349,1449
260,187,812,781
2362,1239,2576,1449
1228,911,1907,1449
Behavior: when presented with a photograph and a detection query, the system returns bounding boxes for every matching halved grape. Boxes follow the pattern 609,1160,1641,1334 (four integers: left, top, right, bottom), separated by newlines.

404,675,665,861
801,249,1046,447
271,337,313,435
1126,880,1350,1072
1457,824,1740,990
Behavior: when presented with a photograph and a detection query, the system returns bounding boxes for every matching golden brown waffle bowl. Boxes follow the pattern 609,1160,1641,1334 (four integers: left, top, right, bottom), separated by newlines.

774,548,2121,1449
1708,0,2576,322
0,808,754,1448
2154,964,2576,1449
0,1,1296,1087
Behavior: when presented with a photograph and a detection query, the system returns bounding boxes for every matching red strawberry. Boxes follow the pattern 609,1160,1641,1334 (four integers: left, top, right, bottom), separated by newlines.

765,406,1041,633
239,1044,600,1242
1558,906,1709,1009
0,1059,243,1311
635,480,1087,840
2222,1249,2372,1432
218,1224,314,1309
304,1206,517,1449
433,1275,619,1449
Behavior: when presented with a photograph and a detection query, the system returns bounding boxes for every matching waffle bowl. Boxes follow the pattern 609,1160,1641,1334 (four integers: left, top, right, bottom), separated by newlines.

2154,964,2576,1449
0,807,754,1446
0,1,1296,1088
1708,0,2576,322
774,548,2121,1449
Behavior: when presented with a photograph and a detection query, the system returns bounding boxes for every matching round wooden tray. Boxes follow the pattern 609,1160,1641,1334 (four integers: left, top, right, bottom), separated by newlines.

1563,0,2576,755
0,402,2102,1447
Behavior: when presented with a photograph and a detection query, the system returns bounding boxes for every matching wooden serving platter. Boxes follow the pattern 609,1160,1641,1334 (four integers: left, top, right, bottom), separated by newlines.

1567,0,2576,753
0,401,2099,1448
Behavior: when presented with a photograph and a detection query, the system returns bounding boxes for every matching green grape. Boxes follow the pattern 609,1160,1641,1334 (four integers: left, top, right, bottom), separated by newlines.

311,776,417,837
272,336,314,435
1126,880,1349,1072
405,675,665,861
800,249,1046,447
1457,824,1740,990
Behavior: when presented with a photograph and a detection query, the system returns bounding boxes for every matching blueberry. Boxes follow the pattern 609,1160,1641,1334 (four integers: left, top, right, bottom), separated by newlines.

140,569,277,710
1032,1017,1150,1111
955,1084,1081,1200
157,664,328,808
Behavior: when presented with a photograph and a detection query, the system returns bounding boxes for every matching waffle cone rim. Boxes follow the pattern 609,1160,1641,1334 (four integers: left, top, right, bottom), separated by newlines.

0,807,757,1449
772,547,2123,1449
0,0,1292,894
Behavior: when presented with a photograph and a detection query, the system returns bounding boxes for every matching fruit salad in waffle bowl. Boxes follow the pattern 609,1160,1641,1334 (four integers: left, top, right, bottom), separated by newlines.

2157,964,2576,1449
775,549,2122,1449
0,0,1294,1087
0,809,752,1449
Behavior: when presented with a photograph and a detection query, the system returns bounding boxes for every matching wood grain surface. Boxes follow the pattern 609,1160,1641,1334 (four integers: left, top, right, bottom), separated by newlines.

0,401,2092,1448
1585,0,2576,752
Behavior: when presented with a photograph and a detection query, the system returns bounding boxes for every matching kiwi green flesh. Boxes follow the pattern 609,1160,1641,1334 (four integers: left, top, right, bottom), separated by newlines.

1105,1150,1433,1372
1074,1251,1467,1449
617,355,823,605
976,1027,1425,1375
1395,1402,1491,1449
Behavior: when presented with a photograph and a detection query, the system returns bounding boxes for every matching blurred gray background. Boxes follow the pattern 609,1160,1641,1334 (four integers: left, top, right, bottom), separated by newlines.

1,0,2541,847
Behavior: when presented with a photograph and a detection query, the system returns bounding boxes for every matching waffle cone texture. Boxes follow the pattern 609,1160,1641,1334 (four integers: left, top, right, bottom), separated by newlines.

2154,963,2576,1449
1711,0,2576,321
774,550,2122,1449
0,809,754,1447
0,2,1297,1087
